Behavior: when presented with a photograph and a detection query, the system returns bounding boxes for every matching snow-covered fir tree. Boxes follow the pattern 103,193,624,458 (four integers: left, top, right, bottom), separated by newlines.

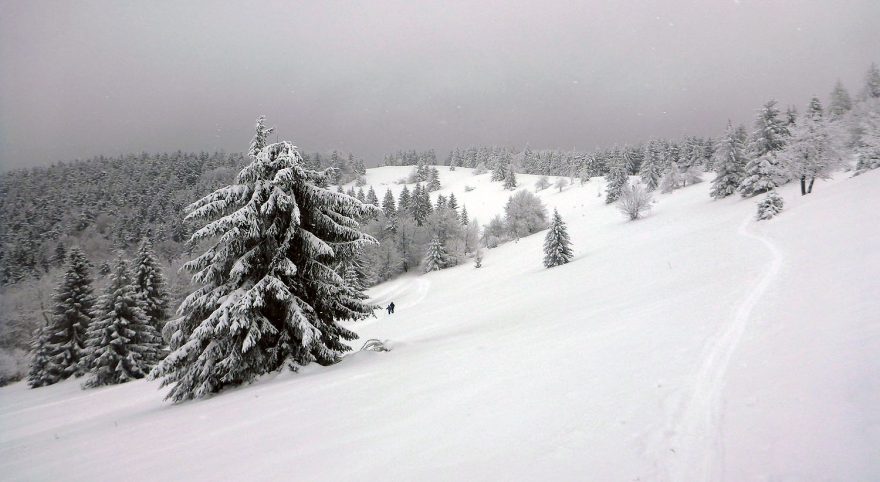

491,159,507,182
640,141,664,191
81,257,163,388
543,209,573,268
398,185,412,214
447,192,459,211
248,116,274,158
740,100,790,197
382,189,396,218
863,63,880,99
854,98,880,173
460,205,469,226
132,238,168,333
605,152,629,204
27,323,55,388
423,236,447,273
366,186,379,206
780,97,842,195
503,165,518,190
828,80,852,118
427,167,441,192
710,122,748,199
412,183,432,225
35,247,96,382
756,190,784,220
149,136,378,401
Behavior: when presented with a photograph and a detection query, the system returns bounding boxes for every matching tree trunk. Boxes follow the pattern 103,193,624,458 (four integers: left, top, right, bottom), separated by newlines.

800,176,806,195
807,177,815,193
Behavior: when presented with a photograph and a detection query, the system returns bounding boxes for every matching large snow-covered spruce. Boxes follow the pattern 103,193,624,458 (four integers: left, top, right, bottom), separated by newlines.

29,247,96,386
740,100,790,197
150,140,378,401
543,209,573,268
82,257,163,388
710,122,748,199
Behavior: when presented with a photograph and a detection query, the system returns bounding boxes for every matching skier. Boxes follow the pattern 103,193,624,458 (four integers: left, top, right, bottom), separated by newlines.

386,302,395,314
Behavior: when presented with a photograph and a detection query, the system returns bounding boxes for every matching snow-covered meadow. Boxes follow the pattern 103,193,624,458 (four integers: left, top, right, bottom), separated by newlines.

1,166,878,481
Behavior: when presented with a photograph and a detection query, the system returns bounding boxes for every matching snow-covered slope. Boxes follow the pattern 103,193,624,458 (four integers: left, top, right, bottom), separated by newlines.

1,167,878,481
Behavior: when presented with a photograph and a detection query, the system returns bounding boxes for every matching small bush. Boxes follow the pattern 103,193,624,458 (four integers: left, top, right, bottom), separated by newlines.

617,182,653,220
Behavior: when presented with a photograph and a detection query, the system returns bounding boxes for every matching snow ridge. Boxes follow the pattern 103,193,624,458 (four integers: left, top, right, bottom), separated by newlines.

664,213,784,481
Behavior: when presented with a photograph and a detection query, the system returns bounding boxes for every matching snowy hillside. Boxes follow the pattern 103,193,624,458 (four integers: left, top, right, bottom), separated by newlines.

1,166,878,481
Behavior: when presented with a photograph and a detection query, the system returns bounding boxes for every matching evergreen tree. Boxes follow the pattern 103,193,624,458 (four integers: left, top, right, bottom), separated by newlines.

82,257,162,388
605,152,629,204
54,243,66,267
828,80,852,118
502,165,517,190
491,160,507,182
740,100,790,197
543,209,573,268
460,205,469,226
710,122,748,199
366,186,379,206
412,183,430,226
132,237,169,332
248,116,274,158
864,63,880,99
27,323,55,388
382,189,396,218
640,141,663,191
39,248,96,381
423,236,447,273
447,193,459,211
785,106,798,126
854,99,880,174
150,140,378,401
435,194,447,211
756,191,784,220
427,167,442,192
398,185,412,214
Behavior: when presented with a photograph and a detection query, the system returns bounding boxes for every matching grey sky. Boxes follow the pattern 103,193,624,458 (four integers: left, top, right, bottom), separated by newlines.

1,0,878,170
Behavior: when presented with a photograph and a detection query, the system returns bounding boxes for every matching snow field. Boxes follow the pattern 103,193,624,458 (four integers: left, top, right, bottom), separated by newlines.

1,167,877,481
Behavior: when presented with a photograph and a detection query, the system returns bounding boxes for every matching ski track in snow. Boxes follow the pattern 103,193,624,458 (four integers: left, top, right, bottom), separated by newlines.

661,212,784,481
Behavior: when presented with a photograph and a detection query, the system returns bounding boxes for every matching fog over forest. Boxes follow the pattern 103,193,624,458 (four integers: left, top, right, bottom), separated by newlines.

2,0,879,169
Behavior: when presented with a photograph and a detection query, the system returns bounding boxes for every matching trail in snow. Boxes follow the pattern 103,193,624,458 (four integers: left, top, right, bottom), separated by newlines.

355,277,432,329
662,213,784,481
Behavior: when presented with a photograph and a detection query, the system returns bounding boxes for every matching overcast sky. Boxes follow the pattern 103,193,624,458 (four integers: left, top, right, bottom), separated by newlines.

1,0,878,170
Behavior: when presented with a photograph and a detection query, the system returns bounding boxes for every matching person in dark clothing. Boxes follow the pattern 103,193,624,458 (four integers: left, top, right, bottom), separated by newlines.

386,302,395,314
